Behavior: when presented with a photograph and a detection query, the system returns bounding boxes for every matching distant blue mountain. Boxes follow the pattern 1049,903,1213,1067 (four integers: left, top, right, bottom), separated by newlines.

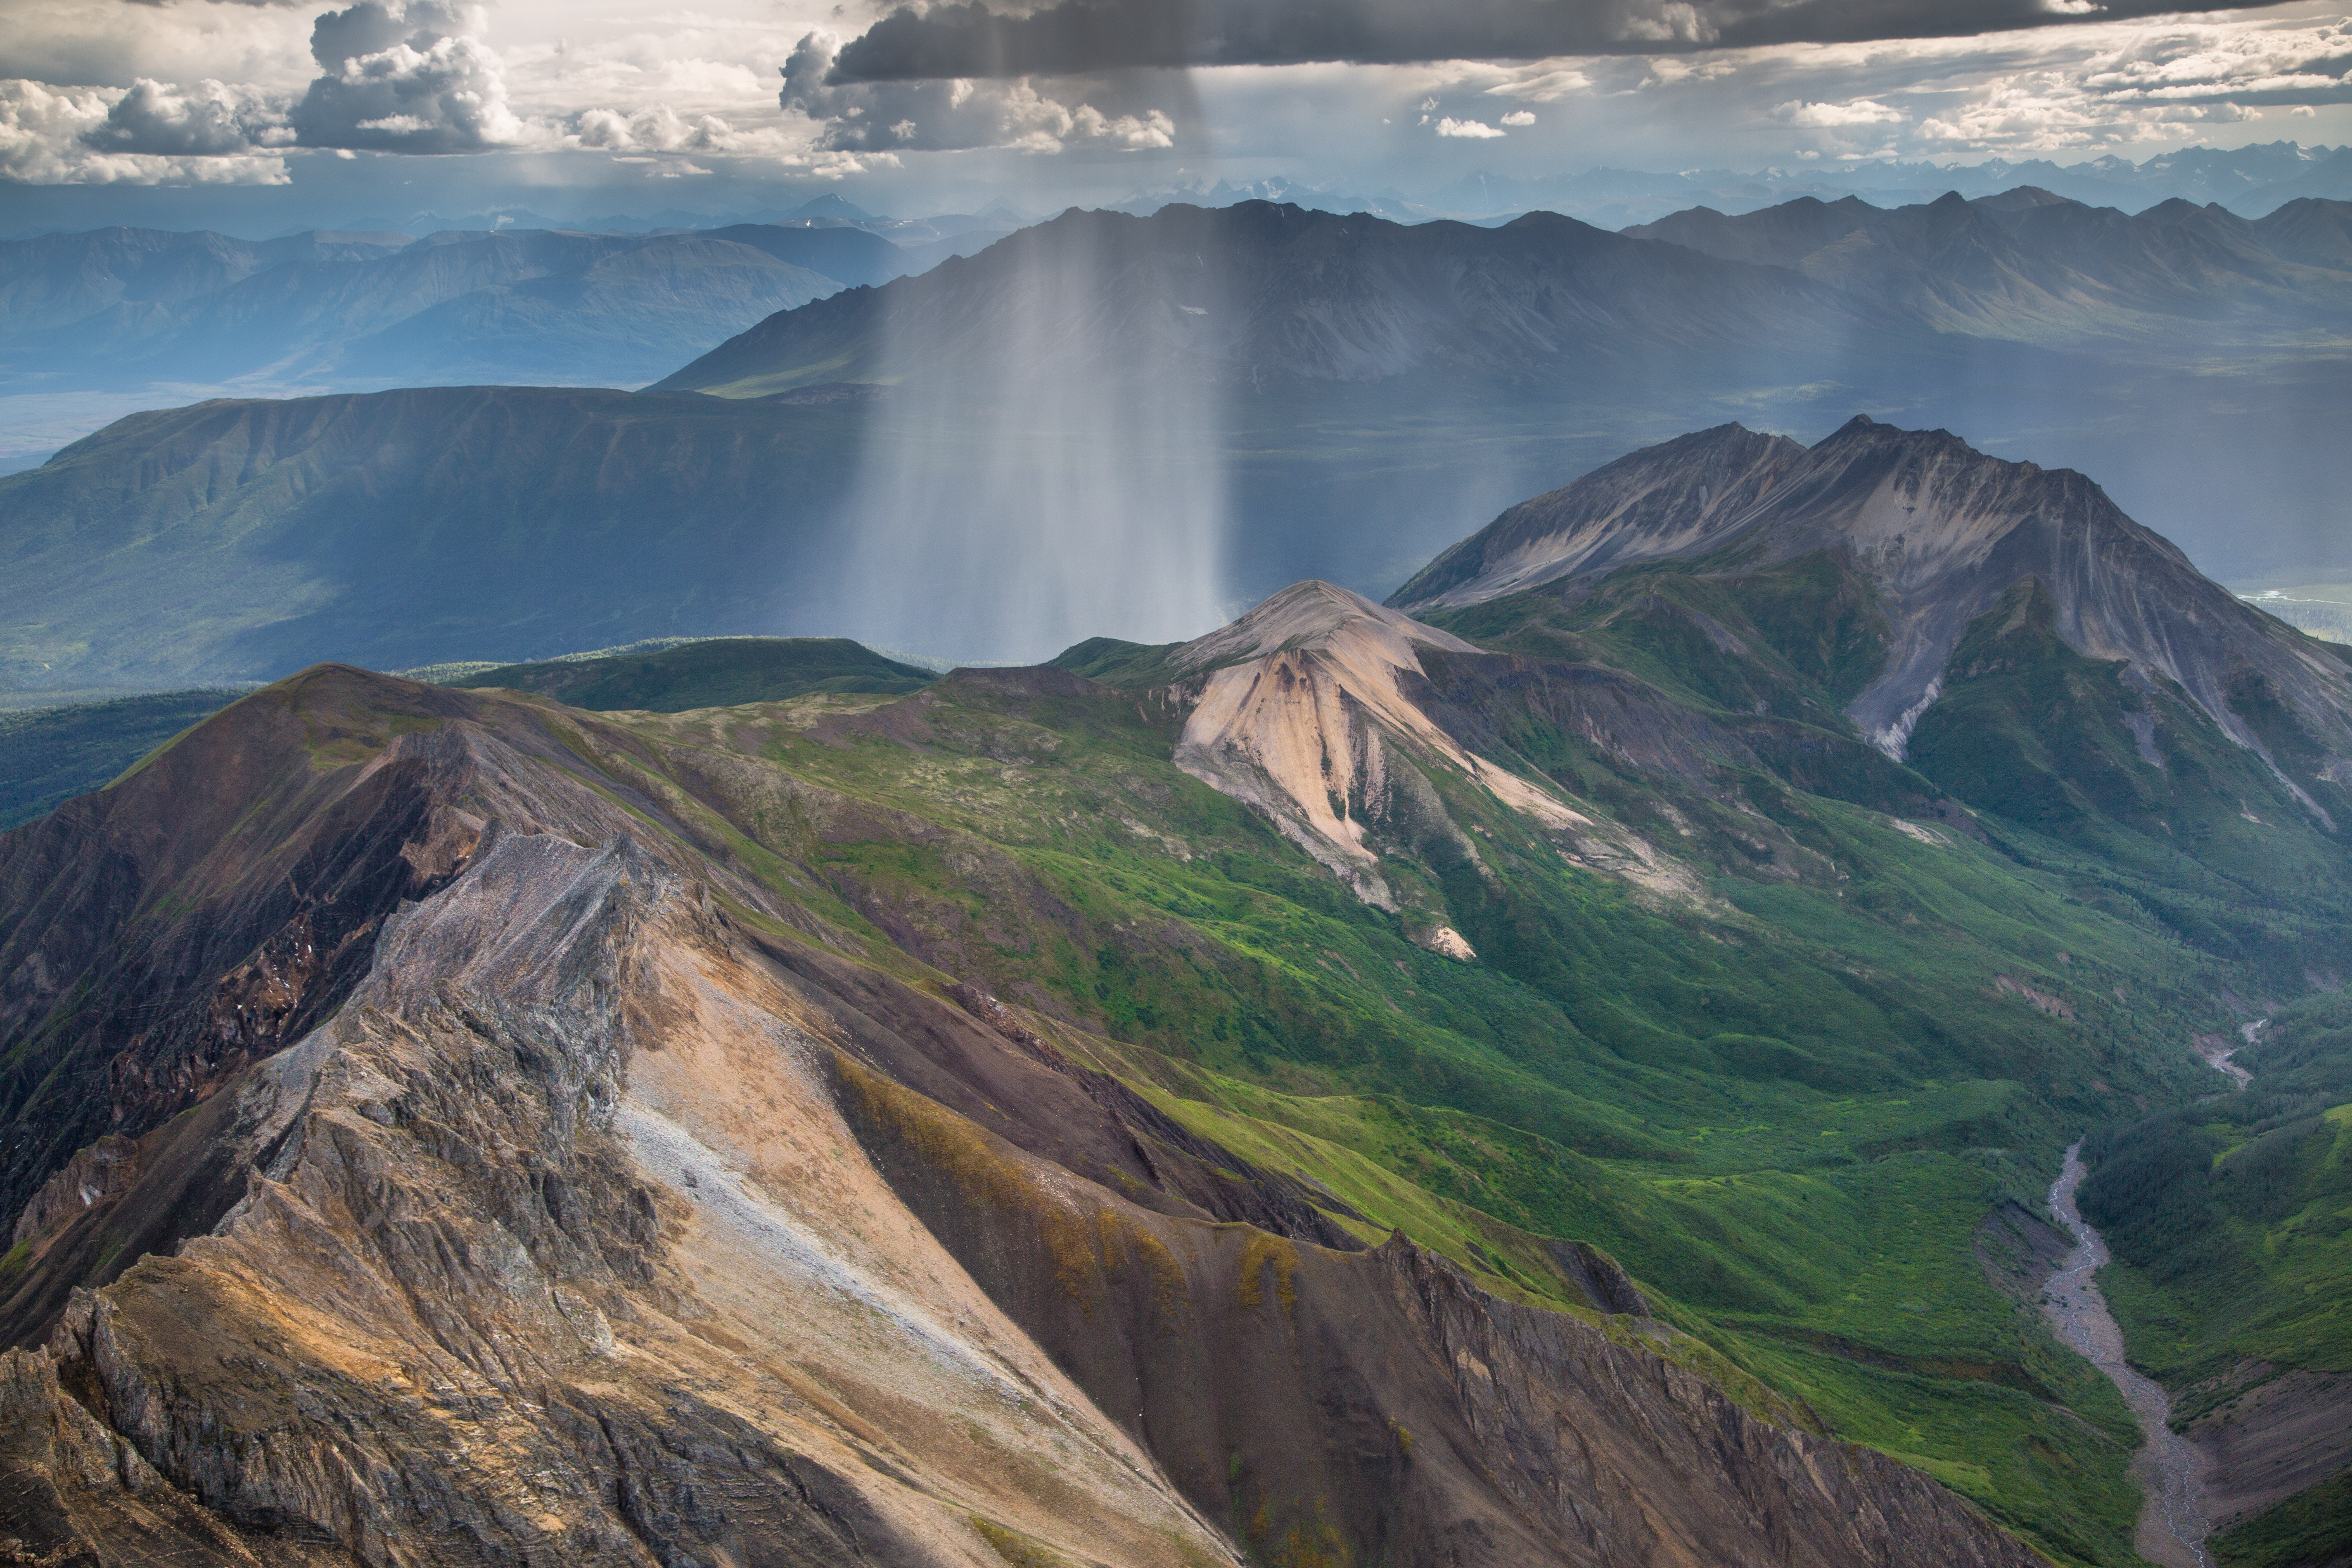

0,223,914,391
1399,142,2347,227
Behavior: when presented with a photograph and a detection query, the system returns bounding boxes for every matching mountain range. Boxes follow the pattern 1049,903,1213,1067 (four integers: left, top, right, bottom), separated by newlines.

5,187,2352,692
652,199,1909,396
6,140,2339,242
1405,142,2352,227
1626,189,2352,344
5,408,2351,1564
0,222,913,390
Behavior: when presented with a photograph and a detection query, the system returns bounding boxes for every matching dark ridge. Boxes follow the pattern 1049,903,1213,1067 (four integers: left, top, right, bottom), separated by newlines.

446,636,932,712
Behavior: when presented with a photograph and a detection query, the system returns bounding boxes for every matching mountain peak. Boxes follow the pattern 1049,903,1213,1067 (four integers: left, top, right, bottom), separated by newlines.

1396,417,2352,791
1170,579,1581,916
1177,579,1474,673
1389,422,1805,610
1970,185,2075,213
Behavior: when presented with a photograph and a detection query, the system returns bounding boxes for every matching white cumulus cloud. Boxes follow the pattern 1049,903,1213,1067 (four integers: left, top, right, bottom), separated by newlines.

83,78,294,156
291,0,531,152
0,79,290,184
1435,115,1506,137
1776,97,1905,126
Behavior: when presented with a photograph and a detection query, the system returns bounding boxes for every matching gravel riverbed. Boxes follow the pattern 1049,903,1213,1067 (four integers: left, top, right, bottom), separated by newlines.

2044,1140,2212,1568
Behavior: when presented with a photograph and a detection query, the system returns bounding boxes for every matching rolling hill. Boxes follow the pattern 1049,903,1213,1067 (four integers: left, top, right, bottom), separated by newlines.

443,636,935,710
0,638,934,829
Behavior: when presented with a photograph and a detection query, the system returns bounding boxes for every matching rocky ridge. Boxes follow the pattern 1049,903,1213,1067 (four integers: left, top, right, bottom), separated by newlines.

0,666,2054,1567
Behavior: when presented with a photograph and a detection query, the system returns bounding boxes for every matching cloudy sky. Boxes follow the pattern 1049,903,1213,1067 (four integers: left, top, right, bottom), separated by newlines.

2,0,2348,219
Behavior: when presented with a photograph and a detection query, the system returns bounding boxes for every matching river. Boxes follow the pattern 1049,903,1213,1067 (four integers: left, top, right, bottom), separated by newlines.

2043,1141,2213,1568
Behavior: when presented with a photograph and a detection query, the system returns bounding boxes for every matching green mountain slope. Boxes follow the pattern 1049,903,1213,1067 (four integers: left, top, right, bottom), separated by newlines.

0,387,871,690
1389,437,2352,1554
2077,999,2352,1561
16,477,2352,1559
0,659,2078,1568
0,650,2198,1563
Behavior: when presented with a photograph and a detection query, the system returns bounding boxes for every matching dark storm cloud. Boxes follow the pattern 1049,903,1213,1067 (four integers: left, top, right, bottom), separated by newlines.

823,0,2300,82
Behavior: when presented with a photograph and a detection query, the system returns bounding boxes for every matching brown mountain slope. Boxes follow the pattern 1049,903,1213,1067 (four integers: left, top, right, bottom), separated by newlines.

0,667,2048,1567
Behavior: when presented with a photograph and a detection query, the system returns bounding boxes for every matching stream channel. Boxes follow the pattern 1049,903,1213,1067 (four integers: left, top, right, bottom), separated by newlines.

2044,1141,2212,1567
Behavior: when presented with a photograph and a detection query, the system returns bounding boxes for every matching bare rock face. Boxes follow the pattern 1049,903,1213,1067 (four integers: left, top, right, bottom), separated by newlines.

1163,581,1713,928
1392,425,1805,611
1392,415,2352,794
0,674,486,1236
1167,581,1502,910
0,671,2052,1566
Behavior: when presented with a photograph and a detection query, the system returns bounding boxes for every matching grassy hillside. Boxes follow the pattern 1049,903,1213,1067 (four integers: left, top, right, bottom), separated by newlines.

0,688,242,828
446,636,932,711
2077,999,2352,1566
2078,998,2352,1387
0,388,873,690
560,644,2244,1565
2211,1467,2352,1568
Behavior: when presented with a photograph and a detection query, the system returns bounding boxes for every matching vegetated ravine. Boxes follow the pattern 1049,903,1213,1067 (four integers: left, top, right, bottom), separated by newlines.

2045,1141,2212,1568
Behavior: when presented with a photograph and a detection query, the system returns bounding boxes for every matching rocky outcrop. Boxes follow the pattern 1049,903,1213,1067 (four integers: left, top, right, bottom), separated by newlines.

1167,581,1501,909
1160,581,1724,922
12,1135,139,1249
0,673,487,1235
